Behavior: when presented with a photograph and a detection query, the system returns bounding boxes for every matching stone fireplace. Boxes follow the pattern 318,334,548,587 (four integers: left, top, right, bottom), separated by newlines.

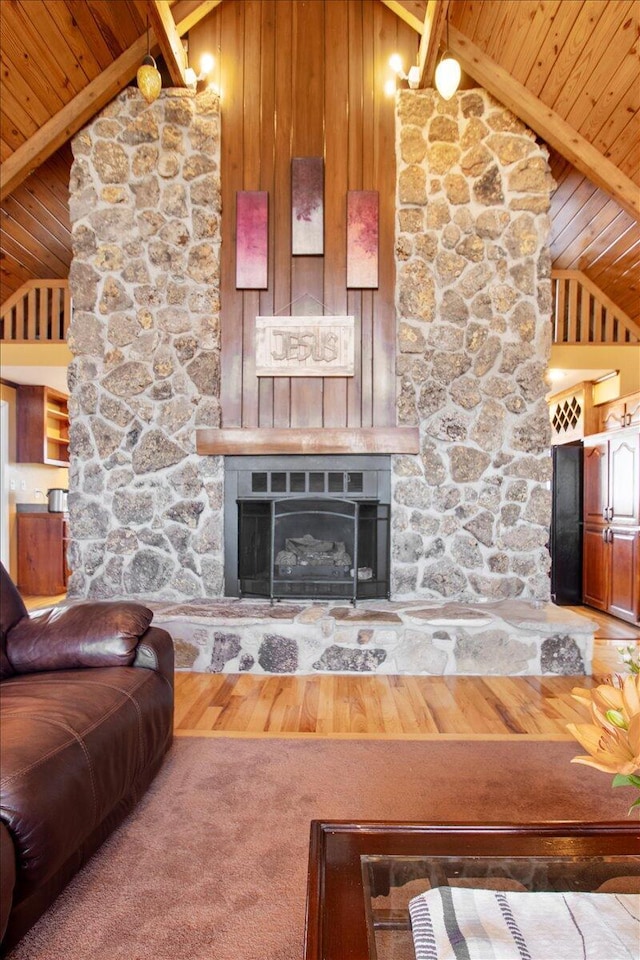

66,85,555,619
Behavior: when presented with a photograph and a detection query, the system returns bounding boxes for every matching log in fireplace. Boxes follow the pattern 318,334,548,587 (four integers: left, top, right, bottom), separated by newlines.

224,456,391,602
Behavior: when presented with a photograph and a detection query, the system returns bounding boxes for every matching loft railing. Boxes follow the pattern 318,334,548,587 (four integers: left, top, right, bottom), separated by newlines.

552,269,639,345
0,280,70,343
1,272,638,348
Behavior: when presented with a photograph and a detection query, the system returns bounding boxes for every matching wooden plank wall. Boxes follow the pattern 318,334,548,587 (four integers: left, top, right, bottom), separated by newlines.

189,0,417,430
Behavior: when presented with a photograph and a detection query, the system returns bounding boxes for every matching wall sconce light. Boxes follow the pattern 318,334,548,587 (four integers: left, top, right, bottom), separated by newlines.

137,19,162,104
389,54,420,90
186,52,215,88
434,15,461,100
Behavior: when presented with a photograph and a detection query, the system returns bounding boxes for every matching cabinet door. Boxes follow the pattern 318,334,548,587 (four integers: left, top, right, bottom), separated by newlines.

600,399,627,432
610,433,639,524
583,440,609,524
626,395,640,429
609,528,639,624
582,524,610,611
17,515,66,595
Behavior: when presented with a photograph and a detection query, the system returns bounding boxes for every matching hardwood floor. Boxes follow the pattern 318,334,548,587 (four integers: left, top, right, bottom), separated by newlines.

20,593,639,739
174,612,639,739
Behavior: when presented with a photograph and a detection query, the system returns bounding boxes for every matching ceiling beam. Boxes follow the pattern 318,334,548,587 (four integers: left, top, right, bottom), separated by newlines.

448,25,640,223
417,0,449,88
146,1,188,87
0,0,221,202
380,1,423,34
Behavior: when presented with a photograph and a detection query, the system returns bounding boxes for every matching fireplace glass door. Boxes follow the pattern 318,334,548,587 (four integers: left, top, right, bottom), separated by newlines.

237,498,389,602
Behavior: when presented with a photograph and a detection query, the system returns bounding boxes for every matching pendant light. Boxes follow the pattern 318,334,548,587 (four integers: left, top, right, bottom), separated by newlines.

434,14,461,101
137,18,162,104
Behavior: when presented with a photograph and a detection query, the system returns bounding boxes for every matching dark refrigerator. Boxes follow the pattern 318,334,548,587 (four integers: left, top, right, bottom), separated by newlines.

550,442,583,605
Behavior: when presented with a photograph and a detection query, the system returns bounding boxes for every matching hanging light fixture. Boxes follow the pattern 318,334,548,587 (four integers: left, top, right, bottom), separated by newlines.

137,18,162,104
434,13,461,100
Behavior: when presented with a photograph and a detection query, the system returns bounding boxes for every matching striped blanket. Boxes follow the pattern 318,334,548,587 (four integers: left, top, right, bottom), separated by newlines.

409,888,639,960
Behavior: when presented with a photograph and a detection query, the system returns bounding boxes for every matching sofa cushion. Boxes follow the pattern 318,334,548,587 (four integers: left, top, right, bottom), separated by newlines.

0,667,172,896
6,602,153,674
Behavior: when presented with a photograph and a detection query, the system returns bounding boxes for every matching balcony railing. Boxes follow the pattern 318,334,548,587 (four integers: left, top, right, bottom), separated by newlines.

552,269,639,345
1,272,638,348
0,280,70,343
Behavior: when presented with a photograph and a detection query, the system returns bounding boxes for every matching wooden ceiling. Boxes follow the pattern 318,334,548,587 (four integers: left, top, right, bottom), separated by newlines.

1,0,639,321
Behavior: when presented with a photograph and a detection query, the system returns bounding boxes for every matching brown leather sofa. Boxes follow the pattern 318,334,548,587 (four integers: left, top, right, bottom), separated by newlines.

0,563,174,954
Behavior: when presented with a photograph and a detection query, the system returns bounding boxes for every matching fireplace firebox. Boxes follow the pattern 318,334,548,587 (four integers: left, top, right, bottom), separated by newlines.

224,456,390,601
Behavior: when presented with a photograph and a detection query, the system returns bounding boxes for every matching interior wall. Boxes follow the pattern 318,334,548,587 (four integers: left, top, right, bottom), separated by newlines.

549,344,640,398
189,0,417,430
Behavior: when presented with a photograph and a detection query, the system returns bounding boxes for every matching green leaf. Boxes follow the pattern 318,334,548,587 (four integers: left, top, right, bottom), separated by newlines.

627,775,640,788
612,774,634,788
628,797,640,815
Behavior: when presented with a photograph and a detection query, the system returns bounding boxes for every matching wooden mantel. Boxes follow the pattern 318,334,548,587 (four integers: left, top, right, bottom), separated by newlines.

196,428,420,456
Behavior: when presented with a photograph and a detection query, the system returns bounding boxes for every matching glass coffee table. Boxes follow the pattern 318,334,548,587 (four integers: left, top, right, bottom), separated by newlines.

304,821,640,960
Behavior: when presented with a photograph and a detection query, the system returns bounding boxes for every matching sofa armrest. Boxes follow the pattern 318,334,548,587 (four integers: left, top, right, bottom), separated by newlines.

6,601,154,674
0,822,16,944
132,626,175,691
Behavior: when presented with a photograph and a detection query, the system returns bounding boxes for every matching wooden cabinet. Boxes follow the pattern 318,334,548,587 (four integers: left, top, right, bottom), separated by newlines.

599,391,640,432
17,513,68,595
17,385,69,465
582,427,640,623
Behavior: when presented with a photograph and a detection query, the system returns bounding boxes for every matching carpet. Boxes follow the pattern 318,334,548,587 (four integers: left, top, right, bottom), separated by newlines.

7,736,634,960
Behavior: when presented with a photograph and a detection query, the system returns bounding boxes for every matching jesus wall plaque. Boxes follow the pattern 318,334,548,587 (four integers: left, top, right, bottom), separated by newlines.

255,316,354,377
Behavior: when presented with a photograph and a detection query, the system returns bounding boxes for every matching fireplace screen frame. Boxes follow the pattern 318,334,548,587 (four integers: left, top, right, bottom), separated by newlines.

224,455,391,601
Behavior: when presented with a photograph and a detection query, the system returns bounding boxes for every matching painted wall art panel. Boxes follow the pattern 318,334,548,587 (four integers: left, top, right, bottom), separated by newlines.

347,190,379,289
236,191,268,289
291,157,324,255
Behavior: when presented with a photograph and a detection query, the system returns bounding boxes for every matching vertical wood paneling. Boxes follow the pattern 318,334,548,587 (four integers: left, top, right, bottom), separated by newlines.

258,0,277,428
219,0,245,427
193,0,419,432
272,0,294,429
323,0,349,428
290,0,325,428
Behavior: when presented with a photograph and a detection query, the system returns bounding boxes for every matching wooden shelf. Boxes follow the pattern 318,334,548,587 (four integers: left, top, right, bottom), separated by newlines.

17,385,69,465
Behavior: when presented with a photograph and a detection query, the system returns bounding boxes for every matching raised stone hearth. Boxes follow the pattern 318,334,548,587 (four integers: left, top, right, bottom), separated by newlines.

149,599,594,676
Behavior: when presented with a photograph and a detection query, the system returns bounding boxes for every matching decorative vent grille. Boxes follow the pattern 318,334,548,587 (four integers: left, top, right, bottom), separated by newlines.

251,470,364,495
552,397,582,435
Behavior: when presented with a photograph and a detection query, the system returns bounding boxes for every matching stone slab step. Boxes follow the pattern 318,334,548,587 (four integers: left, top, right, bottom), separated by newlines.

147,599,596,677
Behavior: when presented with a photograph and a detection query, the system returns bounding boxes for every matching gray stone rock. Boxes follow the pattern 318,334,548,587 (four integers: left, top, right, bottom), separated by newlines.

106,528,138,554
463,510,494,546
399,164,427,203
452,534,483,568
391,565,418,595
455,629,534,673
239,654,255,672
416,381,447,418
449,446,491,483
421,561,467,597
186,352,220,396
449,377,482,410
124,550,174,593
112,489,155,525
92,418,123,458
468,574,525,599
69,498,110,539
398,260,436,320
393,532,423,563
102,362,152,397
68,262,100,311
473,165,504,205
209,632,242,672
258,634,299,673
312,645,386,672
541,636,585,675
164,499,204,527
132,430,185,473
